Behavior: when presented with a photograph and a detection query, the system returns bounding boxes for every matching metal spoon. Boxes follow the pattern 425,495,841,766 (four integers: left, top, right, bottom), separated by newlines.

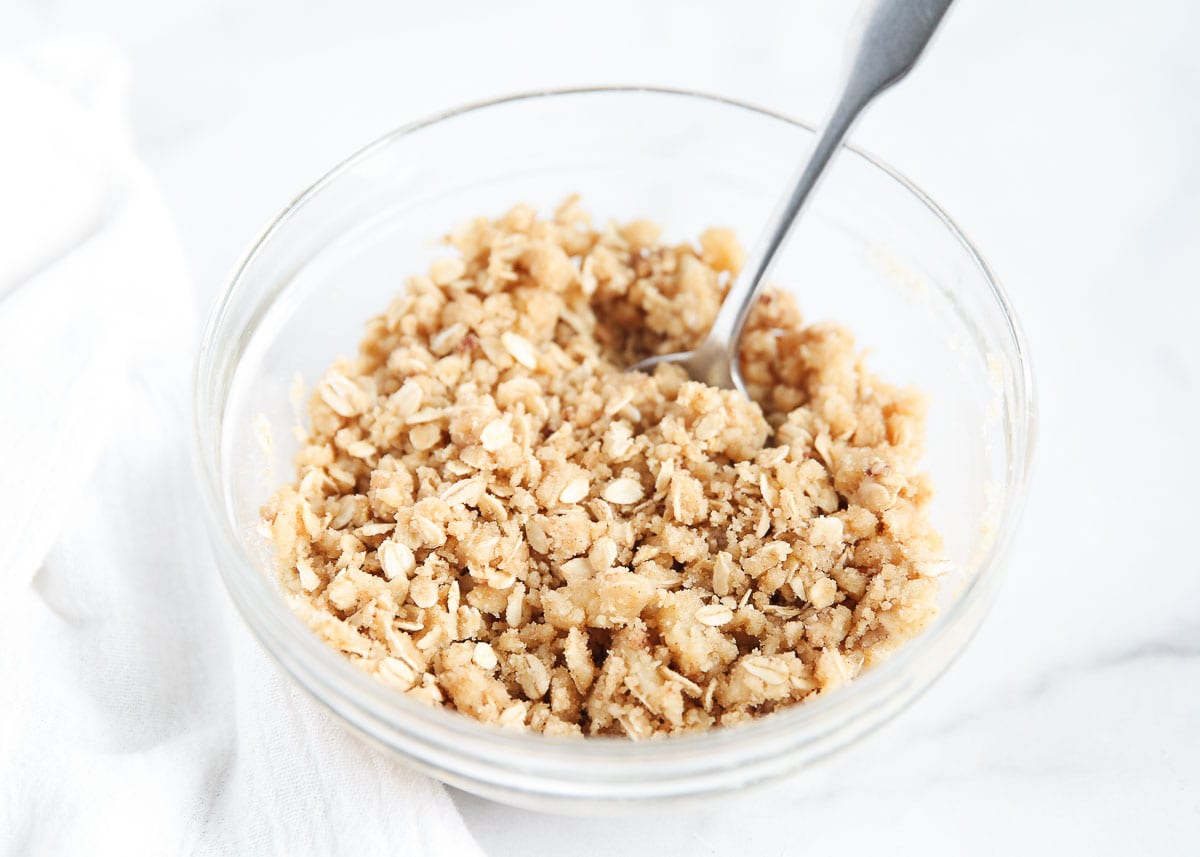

630,0,955,392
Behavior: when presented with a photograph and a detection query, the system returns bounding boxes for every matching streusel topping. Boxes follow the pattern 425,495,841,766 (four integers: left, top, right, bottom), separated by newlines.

263,198,943,737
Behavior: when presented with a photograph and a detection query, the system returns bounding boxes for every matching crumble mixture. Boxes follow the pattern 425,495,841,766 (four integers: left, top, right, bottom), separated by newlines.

262,198,943,737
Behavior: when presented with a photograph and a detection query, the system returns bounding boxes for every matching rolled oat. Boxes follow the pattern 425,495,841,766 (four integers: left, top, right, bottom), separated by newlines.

262,198,943,737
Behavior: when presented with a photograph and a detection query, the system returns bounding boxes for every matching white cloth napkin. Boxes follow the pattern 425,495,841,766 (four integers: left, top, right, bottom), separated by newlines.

0,37,485,857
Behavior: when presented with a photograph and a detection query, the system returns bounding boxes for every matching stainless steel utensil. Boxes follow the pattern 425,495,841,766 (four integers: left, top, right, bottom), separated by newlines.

629,0,955,392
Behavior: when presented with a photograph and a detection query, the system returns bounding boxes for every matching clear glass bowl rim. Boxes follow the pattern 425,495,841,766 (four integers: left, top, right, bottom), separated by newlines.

195,86,1036,782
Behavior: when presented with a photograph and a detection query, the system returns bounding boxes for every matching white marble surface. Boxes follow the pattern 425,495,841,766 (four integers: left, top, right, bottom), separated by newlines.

5,0,1198,853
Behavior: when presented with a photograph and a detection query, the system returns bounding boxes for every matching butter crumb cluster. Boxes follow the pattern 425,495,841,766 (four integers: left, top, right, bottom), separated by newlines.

263,199,943,737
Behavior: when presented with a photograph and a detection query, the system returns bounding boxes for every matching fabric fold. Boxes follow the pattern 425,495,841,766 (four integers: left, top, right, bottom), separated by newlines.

0,37,485,857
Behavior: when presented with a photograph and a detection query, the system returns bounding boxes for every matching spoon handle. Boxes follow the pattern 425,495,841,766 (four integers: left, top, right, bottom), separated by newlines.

701,0,955,361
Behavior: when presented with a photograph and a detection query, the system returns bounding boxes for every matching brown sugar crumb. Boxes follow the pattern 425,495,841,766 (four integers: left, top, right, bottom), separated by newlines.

261,197,944,737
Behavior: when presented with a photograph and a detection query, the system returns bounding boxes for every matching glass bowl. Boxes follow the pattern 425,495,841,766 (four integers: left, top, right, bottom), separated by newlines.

195,87,1035,812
